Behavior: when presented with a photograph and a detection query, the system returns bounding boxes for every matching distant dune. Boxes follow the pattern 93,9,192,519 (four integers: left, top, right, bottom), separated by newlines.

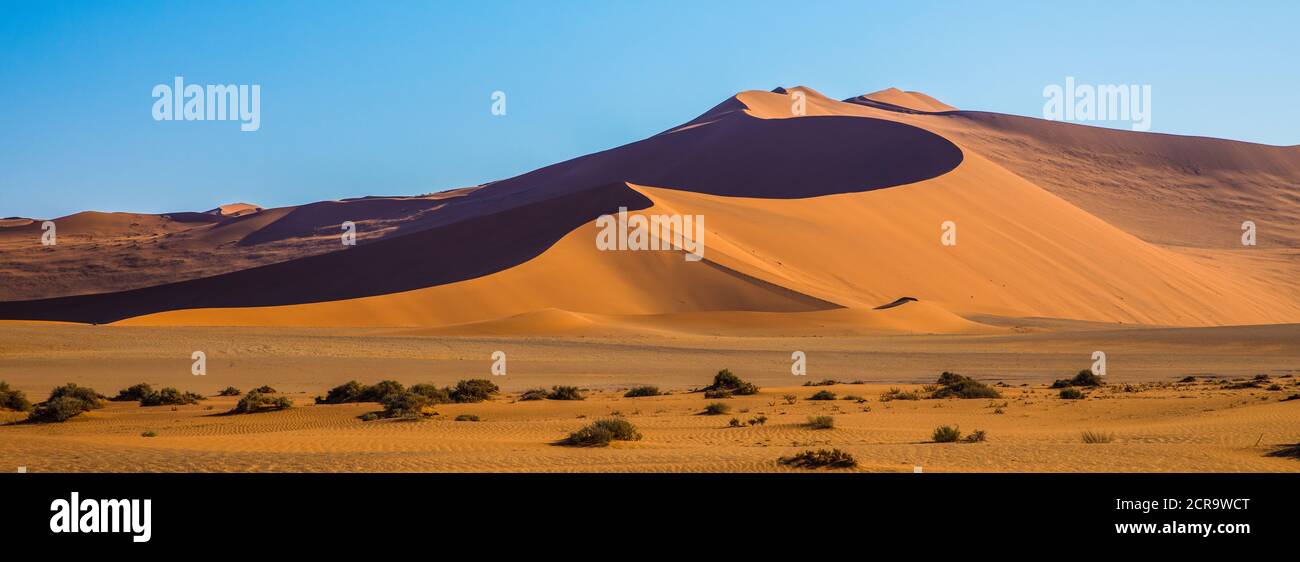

3,85,1299,335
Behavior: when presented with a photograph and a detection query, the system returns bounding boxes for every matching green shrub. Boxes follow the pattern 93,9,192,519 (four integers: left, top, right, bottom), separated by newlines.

808,390,836,401
1059,388,1084,400
702,402,731,415
807,415,835,429
779,449,857,469
623,386,660,398
217,386,241,396
0,381,32,412
932,425,961,443
317,380,366,404
379,391,433,419
1081,430,1114,444
704,369,758,395
449,379,499,403
703,389,732,399
455,414,481,422
518,388,548,401
930,372,1001,399
358,380,405,403
802,379,838,387
229,391,293,414
964,429,987,443
562,418,642,447
547,385,585,401
1054,370,1104,388
409,383,452,404
140,387,204,406
251,385,277,394
28,383,105,422
112,383,154,402
880,387,920,401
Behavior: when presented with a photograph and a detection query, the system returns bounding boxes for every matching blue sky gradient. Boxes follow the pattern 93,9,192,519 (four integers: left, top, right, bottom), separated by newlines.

2,0,1297,217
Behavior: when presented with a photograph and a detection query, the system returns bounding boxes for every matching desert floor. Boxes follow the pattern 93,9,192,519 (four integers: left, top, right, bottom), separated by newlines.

1,322,1298,472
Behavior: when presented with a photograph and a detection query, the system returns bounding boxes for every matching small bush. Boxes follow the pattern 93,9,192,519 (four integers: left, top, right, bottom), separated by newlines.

930,372,1001,399
455,414,481,422
518,388,548,401
703,389,732,399
779,449,857,469
562,418,642,447
28,383,105,422
748,415,768,426
317,380,366,404
409,383,452,404
379,391,434,419
1059,388,1084,400
358,380,405,403
251,385,277,394
728,417,742,428
932,425,961,443
782,394,798,405
1267,384,1283,391
702,402,731,415
1054,370,1104,389
880,387,920,401
623,386,660,398
0,381,32,412
1178,376,1198,383
808,390,837,401
547,385,585,401
807,415,835,429
229,391,293,414
140,387,204,406
141,431,157,438
704,369,758,395
449,379,499,403
802,379,838,387
112,383,154,402
1081,431,1114,444
964,430,987,443
217,386,241,396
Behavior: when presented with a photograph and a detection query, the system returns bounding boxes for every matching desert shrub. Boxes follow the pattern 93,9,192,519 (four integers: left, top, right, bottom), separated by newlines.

782,394,798,405
964,430,987,443
729,417,742,427
28,383,105,422
880,387,920,401
141,431,157,438
140,387,203,406
843,395,865,402
703,389,733,399
112,383,154,402
779,449,857,469
802,379,838,387
808,390,837,401
1081,430,1114,444
47,383,106,408
217,386,241,396
251,385,277,394
1059,388,1084,400
1253,374,1271,382
449,379,499,403
358,380,405,403
408,383,452,404
317,380,366,404
748,415,768,426
229,391,293,414
1054,370,1104,388
624,386,660,398
807,415,835,429
702,402,731,415
0,381,32,412
547,385,585,401
379,391,433,419
562,418,642,447
704,369,758,395
518,388,549,401
1178,376,1198,383
930,372,1001,399
455,414,481,422
1267,384,1283,391
932,425,961,443
359,412,379,422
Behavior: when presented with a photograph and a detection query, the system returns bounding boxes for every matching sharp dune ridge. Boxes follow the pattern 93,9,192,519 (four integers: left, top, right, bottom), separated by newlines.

2,85,1299,334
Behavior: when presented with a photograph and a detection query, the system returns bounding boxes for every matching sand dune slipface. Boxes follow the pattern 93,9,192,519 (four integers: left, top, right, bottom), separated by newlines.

2,85,1299,334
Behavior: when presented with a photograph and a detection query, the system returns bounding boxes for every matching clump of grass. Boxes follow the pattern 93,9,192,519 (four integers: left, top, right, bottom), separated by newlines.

27,383,106,423
455,414,481,422
449,379,499,403
623,386,661,398
932,425,961,443
1081,430,1114,444
930,372,1002,399
782,394,798,405
728,417,742,428
251,385,278,394
111,383,154,402
518,388,549,401
963,430,987,443
217,386,241,397
747,415,768,426
779,449,857,469
140,387,204,406
802,379,838,387
1059,388,1085,400
0,381,32,412
806,415,835,429
228,391,293,414
702,402,731,415
1051,370,1104,389
702,369,758,396
808,390,837,401
547,385,585,401
561,418,642,447
880,387,920,402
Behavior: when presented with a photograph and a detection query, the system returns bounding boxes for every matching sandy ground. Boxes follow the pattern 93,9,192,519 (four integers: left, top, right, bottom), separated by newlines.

2,323,1297,472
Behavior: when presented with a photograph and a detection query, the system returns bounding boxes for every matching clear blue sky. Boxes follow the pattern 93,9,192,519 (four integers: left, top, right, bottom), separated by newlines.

2,0,1297,218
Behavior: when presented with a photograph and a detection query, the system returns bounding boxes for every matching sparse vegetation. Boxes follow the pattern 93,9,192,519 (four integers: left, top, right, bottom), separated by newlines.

748,415,768,426
561,418,642,447
782,394,798,405
1178,376,1198,383
448,379,499,403
0,381,32,412
519,388,549,401
729,417,742,427
702,402,731,415
703,369,758,396
27,383,106,423
930,372,1001,399
140,387,204,406
932,425,961,443
779,448,857,469
546,385,585,401
217,386,241,397
808,390,837,401
880,387,921,401
111,383,154,402
455,414,481,422
703,389,733,399
624,386,661,398
1059,388,1085,400
229,391,293,414
141,431,157,438
802,379,838,387
251,385,277,394
1051,370,1104,388
377,391,434,420
806,415,835,429
409,383,451,403
964,429,987,443
1081,431,1114,444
